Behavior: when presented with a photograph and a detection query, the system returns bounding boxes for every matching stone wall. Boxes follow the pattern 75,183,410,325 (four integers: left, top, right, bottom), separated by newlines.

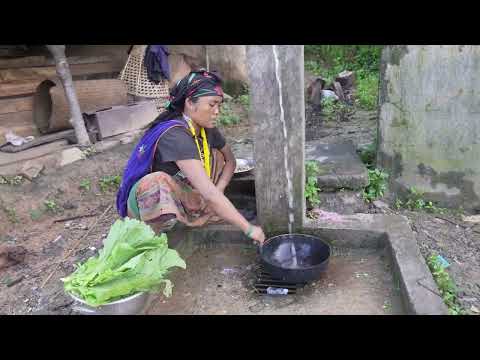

168,45,248,94
378,45,480,211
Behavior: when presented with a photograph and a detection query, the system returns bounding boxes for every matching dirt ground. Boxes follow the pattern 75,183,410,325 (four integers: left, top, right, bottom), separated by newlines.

402,210,480,313
0,87,478,315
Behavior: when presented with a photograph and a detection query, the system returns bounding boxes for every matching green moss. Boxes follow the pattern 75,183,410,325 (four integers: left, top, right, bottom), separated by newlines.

391,116,408,128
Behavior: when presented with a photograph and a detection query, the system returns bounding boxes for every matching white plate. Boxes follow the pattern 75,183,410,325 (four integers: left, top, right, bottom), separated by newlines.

235,158,254,174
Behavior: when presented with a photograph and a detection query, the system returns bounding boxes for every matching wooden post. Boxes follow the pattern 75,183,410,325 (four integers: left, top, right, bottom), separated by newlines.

46,45,91,146
246,45,306,234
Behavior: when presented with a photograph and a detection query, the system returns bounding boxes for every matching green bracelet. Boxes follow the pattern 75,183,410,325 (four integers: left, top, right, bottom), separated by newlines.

245,224,254,238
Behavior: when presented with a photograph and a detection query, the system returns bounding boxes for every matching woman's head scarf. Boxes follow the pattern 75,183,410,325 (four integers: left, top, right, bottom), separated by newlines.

165,69,224,112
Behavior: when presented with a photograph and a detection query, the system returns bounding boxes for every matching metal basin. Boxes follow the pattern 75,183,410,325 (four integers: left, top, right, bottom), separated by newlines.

234,158,254,174
69,292,149,315
260,234,331,283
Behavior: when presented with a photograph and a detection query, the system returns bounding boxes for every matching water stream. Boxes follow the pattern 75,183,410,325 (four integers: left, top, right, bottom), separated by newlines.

272,45,295,234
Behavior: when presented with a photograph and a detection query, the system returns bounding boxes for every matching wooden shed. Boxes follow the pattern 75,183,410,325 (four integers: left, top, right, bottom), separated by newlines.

0,45,130,146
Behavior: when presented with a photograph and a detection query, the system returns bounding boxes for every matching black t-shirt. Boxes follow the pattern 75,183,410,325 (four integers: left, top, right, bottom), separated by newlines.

152,125,226,176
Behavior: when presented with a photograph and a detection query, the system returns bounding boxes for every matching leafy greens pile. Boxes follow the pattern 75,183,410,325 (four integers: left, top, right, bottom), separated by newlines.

62,218,186,307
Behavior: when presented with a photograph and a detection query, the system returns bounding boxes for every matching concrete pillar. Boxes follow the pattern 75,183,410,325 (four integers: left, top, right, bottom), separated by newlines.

246,45,306,234
378,45,480,211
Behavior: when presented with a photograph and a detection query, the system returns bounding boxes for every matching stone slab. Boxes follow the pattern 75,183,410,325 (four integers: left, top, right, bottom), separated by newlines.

305,141,369,190
229,140,369,191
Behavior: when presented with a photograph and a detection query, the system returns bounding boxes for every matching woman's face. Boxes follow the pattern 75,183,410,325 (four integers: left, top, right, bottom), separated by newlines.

186,96,223,128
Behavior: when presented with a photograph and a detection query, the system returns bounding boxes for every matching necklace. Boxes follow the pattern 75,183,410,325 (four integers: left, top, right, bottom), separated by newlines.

183,115,211,178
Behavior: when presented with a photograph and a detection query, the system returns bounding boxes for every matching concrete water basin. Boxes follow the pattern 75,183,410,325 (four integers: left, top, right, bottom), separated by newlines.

144,213,447,315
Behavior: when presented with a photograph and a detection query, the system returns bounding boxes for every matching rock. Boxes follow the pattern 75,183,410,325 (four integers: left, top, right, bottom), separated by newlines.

308,77,326,99
119,135,135,145
62,201,77,210
308,78,327,111
58,148,85,167
94,139,121,153
20,160,44,180
321,90,339,100
462,214,480,223
471,305,479,313
373,200,390,210
0,244,26,270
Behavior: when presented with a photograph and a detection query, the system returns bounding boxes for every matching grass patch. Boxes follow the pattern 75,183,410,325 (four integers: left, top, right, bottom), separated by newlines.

394,187,446,214
1,205,18,223
362,168,389,202
236,93,250,111
320,97,355,122
79,179,91,192
355,70,379,110
305,160,322,208
30,208,44,221
427,254,466,315
358,139,377,170
0,198,19,223
99,175,121,193
304,45,382,111
217,101,241,126
44,199,62,214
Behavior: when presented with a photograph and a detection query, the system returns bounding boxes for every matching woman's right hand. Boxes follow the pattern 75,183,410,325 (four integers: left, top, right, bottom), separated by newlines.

247,225,266,245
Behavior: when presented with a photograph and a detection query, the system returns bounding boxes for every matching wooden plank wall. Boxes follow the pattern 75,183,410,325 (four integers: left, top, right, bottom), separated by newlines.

0,45,128,146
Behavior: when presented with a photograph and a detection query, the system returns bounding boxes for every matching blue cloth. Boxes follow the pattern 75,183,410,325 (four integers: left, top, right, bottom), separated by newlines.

144,45,170,82
116,119,186,217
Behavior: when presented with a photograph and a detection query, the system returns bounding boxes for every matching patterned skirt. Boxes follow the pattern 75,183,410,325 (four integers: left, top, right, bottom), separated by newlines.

127,149,226,232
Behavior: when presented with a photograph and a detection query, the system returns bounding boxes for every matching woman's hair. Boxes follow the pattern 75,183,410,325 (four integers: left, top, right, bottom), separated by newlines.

148,97,198,129
149,69,223,129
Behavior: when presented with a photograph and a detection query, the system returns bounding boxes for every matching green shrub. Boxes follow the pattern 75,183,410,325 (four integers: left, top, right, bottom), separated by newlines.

427,254,466,315
394,187,446,214
305,161,321,208
44,200,61,214
79,179,91,192
358,139,377,170
99,175,121,193
305,45,382,111
236,93,250,111
362,168,389,202
321,97,354,122
355,71,379,110
217,101,241,126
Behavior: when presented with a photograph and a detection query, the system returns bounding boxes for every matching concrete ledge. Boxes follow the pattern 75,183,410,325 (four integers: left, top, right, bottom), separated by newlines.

305,141,369,191
303,214,448,315
171,213,448,315
229,140,369,191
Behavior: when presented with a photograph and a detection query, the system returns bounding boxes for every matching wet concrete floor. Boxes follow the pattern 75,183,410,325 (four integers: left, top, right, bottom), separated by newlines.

145,243,404,315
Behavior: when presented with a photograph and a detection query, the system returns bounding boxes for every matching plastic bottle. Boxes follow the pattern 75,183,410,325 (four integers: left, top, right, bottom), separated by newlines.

266,287,288,295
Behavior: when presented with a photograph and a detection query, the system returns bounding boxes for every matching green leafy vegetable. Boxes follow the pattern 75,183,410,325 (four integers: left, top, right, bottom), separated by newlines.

62,218,186,307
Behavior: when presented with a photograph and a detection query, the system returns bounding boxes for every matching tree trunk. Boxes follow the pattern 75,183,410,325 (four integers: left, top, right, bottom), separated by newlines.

46,45,91,146
335,70,355,91
333,81,345,102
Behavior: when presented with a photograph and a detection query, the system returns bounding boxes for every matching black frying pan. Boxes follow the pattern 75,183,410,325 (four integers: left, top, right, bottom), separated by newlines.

259,234,331,283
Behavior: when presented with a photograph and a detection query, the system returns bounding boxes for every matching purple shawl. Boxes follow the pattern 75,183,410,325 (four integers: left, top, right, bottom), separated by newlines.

116,119,186,217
